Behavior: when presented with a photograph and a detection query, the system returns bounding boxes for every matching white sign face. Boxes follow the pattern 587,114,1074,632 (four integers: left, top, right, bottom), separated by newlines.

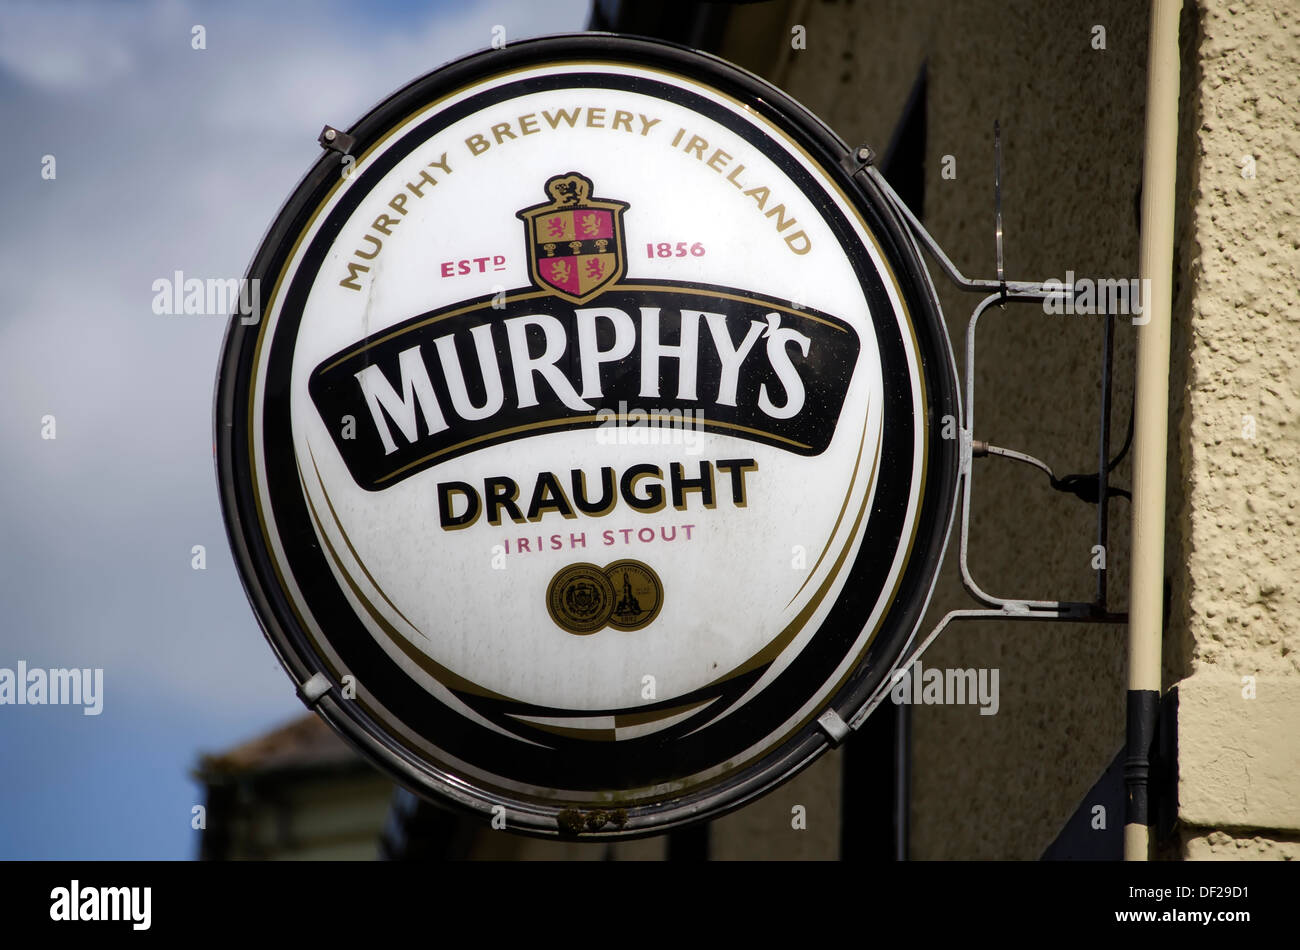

217,36,959,836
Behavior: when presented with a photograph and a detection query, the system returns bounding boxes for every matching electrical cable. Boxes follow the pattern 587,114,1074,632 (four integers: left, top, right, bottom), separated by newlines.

972,392,1135,503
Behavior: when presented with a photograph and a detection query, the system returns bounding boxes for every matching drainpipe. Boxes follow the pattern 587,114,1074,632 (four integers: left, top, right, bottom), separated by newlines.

1125,0,1183,861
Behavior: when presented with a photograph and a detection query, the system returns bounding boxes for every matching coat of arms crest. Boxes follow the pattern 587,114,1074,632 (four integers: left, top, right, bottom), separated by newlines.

516,172,629,303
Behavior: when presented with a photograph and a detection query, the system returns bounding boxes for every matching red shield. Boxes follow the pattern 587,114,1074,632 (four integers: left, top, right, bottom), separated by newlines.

517,173,628,303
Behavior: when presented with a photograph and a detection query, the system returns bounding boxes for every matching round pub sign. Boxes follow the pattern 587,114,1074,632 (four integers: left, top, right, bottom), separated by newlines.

216,34,959,836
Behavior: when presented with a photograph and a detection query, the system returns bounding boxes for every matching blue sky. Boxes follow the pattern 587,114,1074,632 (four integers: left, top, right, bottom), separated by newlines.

0,0,590,860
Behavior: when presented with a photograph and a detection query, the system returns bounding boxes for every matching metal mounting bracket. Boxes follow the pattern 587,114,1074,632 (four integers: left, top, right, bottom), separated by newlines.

839,147,1128,733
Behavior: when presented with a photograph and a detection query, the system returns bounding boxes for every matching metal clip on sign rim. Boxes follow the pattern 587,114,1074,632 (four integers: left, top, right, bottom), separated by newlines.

840,158,1129,735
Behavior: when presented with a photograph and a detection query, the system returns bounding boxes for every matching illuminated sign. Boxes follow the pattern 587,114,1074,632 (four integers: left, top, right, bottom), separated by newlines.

215,34,959,836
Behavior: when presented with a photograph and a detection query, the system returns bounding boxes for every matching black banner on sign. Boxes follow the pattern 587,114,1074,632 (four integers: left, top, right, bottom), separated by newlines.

308,281,860,491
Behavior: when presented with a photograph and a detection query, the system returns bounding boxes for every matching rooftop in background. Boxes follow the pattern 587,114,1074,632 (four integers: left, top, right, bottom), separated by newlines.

196,713,365,780
194,715,394,860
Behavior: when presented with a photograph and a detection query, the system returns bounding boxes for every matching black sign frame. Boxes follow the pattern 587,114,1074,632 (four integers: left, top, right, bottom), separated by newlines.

215,33,960,837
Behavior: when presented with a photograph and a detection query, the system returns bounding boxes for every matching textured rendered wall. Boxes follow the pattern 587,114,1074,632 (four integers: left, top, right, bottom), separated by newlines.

719,0,1298,860
1170,0,1300,857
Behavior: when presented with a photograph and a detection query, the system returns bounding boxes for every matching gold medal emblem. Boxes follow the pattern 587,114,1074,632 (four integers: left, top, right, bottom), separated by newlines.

546,563,616,635
603,560,664,631
546,559,664,634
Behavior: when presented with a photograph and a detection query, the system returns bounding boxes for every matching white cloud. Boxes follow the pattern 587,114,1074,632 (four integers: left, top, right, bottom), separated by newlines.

0,0,590,772
0,0,141,92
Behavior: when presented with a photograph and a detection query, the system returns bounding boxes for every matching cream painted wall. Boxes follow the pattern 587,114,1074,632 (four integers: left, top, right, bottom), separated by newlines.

1169,0,1300,856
